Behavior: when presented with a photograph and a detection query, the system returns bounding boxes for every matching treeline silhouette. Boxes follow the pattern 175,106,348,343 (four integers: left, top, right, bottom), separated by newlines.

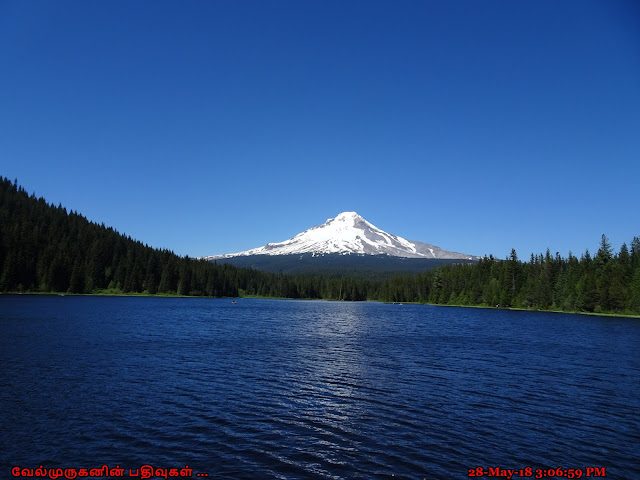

0,177,368,299
1,177,638,315
379,242,640,314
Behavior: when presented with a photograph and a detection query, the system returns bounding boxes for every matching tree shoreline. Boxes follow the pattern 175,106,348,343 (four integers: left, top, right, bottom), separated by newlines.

2,176,639,316
2,290,638,320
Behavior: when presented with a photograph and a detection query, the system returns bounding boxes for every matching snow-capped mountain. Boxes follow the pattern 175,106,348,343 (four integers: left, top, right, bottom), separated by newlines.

204,212,478,261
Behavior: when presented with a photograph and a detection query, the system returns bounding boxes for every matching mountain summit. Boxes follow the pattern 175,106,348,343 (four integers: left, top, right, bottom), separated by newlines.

205,212,477,261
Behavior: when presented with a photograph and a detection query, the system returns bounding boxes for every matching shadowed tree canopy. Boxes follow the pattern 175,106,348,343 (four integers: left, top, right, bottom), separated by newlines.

1,177,638,315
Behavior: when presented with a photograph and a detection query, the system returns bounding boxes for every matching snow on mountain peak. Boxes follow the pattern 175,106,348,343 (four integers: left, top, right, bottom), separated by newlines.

333,211,361,221
204,212,478,261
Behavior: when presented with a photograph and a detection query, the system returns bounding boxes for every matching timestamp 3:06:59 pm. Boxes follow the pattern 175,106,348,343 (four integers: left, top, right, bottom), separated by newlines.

468,467,606,479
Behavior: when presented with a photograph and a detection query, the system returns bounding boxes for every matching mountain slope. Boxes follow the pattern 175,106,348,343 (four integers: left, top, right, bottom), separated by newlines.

207,253,471,278
205,211,478,261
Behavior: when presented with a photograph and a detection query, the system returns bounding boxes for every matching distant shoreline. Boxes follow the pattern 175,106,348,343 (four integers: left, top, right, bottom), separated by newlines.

3,291,639,319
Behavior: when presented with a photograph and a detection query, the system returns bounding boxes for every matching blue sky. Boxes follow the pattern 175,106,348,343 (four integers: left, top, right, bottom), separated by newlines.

1,0,639,260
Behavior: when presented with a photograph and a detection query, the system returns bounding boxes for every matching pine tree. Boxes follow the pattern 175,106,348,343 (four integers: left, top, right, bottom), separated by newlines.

0,249,18,291
157,264,170,293
69,256,86,293
630,268,640,313
630,237,640,269
595,234,613,265
144,254,160,294
177,261,191,296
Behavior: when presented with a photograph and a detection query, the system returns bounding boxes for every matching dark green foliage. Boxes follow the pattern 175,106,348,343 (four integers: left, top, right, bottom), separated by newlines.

0,177,638,315
376,237,640,315
214,253,468,278
0,177,249,298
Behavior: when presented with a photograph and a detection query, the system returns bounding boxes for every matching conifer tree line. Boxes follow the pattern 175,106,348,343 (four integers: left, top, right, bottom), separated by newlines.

1,176,639,315
378,241,640,314
0,176,366,299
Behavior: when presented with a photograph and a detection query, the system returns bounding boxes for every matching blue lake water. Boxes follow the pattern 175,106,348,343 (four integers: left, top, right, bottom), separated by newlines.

1,295,639,479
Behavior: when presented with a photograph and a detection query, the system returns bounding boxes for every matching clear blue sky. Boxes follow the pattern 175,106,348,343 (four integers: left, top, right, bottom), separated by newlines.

2,1,639,260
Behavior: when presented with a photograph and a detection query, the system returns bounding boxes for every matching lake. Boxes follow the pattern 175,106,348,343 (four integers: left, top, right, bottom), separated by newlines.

1,296,638,479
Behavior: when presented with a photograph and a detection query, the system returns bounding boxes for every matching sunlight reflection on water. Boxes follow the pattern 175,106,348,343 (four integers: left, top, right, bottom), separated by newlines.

1,296,639,479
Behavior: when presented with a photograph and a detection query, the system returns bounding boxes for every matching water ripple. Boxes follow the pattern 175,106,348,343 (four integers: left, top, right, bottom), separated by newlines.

1,297,639,479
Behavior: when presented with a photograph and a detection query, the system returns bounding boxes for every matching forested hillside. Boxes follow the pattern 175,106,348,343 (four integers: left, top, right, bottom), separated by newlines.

0,177,375,300
212,253,468,278
380,242,640,314
1,177,638,315
0,177,259,297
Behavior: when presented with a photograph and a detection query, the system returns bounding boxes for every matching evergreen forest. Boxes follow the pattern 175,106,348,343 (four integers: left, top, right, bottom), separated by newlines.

1,177,639,315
